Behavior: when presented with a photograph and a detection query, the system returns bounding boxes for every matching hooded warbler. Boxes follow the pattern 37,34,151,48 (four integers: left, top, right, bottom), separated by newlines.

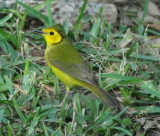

36,26,120,107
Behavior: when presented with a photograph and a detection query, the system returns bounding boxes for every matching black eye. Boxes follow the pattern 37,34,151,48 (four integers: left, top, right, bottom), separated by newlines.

50,31,54,35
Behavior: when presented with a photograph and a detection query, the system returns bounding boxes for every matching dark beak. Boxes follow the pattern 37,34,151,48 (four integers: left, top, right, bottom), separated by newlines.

34,30,45,34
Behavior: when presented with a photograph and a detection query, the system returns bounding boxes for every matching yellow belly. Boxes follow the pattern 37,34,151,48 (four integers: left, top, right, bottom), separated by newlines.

45,49,92,91
48,62,84,91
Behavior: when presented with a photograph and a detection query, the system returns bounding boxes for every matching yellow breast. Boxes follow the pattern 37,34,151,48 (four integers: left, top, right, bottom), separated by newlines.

45,56,83,91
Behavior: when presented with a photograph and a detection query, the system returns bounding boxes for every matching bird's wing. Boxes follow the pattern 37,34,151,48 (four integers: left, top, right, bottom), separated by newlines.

47,43,98,86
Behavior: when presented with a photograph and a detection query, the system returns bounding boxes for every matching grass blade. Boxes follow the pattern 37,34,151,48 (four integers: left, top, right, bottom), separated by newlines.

74,0,88,29
0,13,13,25
26,107,41,136
139,81,160,99
142,0,149,24
24,59,30,76
46,0,53,27
102,73,143,82
4,76,26,124
18,1,49,25
113,126,133,136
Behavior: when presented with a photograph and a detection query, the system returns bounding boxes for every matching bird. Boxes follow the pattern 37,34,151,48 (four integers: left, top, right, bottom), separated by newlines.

35,25,120,107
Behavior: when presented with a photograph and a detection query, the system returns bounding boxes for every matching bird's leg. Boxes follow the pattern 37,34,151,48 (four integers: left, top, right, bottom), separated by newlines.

58,86,71,107
66,86,70,91
58,91,69,107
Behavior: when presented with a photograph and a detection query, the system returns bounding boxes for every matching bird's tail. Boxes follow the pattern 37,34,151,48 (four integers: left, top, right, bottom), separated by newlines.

86,84,120,107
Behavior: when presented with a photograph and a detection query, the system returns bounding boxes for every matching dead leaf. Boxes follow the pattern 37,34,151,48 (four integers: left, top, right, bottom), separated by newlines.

147,130,160,136
148,1,160,16
135,117,145,125
136,128,145,136
143,119,157,131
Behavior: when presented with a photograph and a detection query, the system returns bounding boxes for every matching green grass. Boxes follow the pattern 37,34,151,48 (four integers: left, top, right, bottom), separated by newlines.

0,0,160,135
